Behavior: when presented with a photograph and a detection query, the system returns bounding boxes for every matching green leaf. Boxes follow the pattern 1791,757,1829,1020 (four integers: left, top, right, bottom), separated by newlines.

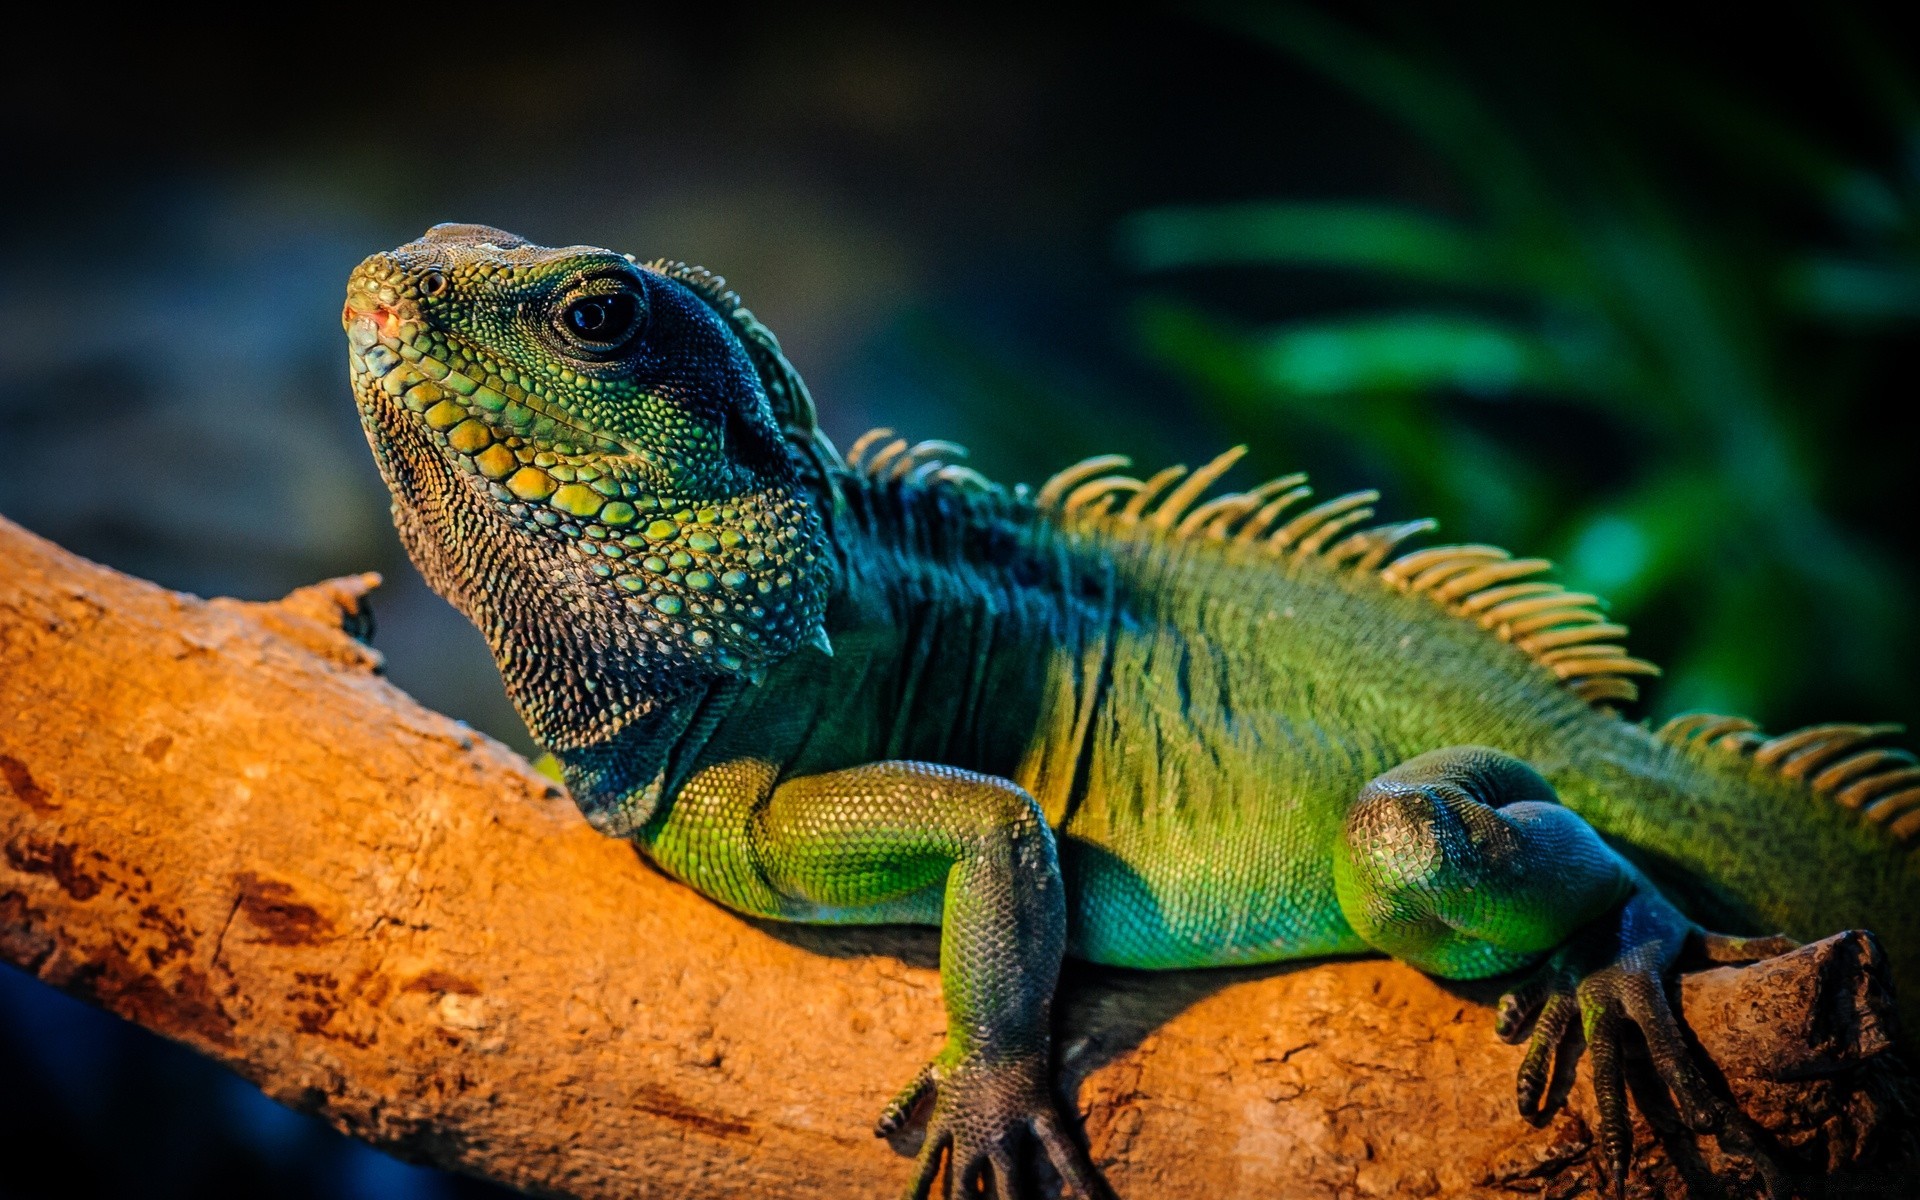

1652,64,1908,232
1781,257,1920,322
1244,313,1592,398
1558,474,1723,612
1134,299,1623,402
1119,202,1509,288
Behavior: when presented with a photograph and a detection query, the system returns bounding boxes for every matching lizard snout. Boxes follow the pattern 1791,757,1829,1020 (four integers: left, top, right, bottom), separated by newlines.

343,254,425,346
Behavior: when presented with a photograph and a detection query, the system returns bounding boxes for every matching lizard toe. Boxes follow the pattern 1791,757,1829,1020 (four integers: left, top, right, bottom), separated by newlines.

878,1060,940,1139
888,1049,1100,1200
1573,949,1790,1200
1514,989,1578,1118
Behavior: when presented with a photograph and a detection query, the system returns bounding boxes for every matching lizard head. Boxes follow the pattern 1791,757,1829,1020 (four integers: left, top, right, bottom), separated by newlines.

344,223,833,751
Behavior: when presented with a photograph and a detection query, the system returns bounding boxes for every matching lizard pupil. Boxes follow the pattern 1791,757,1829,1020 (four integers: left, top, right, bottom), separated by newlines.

562,292,639,346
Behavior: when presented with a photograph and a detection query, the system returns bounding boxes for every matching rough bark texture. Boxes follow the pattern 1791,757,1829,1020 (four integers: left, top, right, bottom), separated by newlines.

0,513,1911,1199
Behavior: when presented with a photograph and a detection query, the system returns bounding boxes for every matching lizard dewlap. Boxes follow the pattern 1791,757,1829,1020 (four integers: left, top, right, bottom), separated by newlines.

347,223,1919,1199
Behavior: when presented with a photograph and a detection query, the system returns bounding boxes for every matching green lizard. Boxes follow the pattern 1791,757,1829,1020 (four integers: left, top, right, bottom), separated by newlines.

344,224,1918,1199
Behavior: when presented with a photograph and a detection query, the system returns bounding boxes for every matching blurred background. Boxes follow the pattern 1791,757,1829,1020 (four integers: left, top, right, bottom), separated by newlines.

1,5,1915,1196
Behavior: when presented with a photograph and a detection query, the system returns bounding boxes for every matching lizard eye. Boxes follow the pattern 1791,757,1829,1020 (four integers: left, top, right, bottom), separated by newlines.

556,288,645,354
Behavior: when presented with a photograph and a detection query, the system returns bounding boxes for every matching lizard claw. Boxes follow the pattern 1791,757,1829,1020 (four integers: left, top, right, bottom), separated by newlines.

1495,892,1793,1199
881,1049,1105,1200
877,1060,938,1139
1495,958,1581,1118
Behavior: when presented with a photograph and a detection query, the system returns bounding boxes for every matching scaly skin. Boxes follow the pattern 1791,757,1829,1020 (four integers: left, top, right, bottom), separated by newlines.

346,225,1919,1199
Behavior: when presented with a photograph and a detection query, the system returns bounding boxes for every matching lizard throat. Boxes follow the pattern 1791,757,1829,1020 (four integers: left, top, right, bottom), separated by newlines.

351,342,834,751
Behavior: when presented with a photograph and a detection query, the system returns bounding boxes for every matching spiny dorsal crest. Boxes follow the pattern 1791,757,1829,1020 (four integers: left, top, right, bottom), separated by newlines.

845,428,997,492
1658,716,1920,848
843,434,1660,709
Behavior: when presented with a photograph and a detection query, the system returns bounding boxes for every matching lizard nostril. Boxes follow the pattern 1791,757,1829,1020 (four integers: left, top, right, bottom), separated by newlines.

421,270,447,297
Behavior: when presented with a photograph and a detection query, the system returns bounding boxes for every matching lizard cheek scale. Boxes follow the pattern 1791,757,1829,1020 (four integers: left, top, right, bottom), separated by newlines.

347,224,1918,1200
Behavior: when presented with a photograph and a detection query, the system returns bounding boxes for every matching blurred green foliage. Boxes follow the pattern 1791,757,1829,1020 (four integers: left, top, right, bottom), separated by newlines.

1117,3,1920,731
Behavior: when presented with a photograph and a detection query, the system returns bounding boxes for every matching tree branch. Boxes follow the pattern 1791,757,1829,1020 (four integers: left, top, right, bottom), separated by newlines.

0,514,1909,1198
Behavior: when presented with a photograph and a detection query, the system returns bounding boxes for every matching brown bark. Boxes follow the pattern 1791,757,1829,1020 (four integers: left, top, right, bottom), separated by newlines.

0,513,1910,1199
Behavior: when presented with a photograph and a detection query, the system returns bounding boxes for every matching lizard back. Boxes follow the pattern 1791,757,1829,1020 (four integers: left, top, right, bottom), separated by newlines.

715,437,1920,977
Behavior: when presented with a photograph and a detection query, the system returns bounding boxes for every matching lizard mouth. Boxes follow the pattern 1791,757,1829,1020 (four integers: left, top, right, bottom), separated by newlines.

343,289,407,341
342,282,416,376
342,289,413,392
340,288,676,496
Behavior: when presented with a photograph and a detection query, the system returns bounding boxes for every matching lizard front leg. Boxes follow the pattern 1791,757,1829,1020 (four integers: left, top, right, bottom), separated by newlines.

750,762,1101,1200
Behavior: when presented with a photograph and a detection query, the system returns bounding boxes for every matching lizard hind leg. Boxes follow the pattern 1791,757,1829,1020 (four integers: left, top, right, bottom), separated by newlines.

1333,746,1791,1198
1333,746,1630,981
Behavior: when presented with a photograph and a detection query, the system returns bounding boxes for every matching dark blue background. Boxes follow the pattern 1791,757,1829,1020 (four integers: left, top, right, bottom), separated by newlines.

2,6,1914,1196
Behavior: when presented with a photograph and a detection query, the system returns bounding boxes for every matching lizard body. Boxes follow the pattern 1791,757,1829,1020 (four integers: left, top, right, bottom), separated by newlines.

345,225,1918,1197
640,463,1913,975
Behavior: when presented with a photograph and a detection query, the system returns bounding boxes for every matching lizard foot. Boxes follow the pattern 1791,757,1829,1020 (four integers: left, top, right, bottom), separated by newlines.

876,1049,1104,1200
1494,891,1797,1199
